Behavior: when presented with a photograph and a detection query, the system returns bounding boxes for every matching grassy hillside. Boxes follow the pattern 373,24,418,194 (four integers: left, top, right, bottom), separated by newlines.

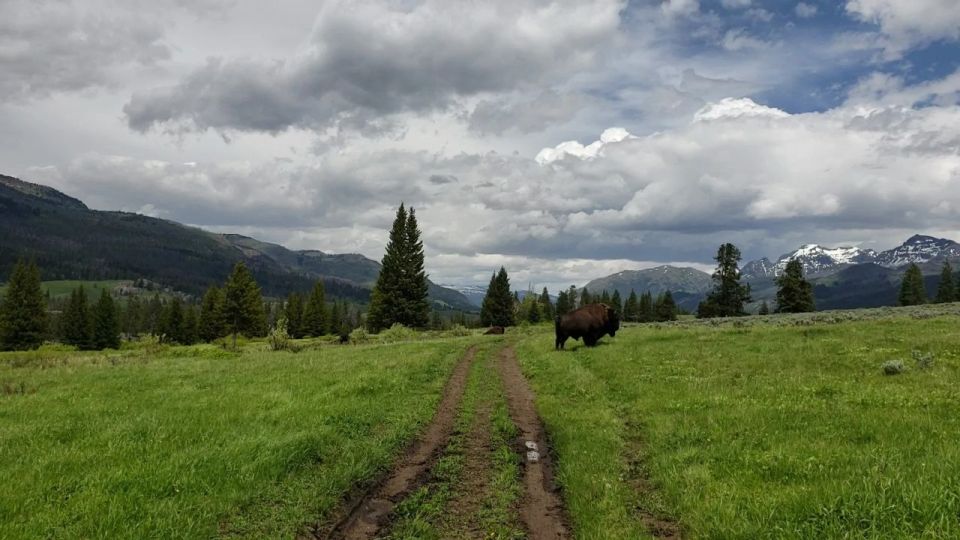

515,305,960,538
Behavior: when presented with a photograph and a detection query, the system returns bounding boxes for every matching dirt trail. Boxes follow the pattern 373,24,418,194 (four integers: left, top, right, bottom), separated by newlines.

437,381,495,538
323,345,478,540
497,347,571,540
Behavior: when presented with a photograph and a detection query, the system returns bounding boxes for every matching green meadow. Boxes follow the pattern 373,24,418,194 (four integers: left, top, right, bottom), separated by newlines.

2,306,960,538
0,339,476,539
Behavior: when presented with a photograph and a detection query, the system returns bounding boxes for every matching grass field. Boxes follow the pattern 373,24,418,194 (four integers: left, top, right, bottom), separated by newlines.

515,308,960,539
3,306,960,539
0,339,477,539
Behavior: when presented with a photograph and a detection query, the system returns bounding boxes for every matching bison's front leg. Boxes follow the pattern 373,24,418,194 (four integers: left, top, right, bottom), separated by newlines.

555,333,567,350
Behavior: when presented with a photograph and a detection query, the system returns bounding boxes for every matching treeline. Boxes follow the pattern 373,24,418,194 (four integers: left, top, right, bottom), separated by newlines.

477,266,680,327
0,258,364,351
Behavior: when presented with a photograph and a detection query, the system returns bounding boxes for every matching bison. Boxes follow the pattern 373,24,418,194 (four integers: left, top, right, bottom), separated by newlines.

555,303,620,350
484,326,505,335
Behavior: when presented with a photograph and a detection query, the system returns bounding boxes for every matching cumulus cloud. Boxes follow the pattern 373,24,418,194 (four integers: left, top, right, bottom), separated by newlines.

124,0,625,134
846,0,960,57
43,90,960,277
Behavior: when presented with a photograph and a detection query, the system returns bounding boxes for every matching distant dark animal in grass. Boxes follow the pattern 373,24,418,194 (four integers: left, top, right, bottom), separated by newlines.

555,303,619,350
338,332,350,344
484,326,505,335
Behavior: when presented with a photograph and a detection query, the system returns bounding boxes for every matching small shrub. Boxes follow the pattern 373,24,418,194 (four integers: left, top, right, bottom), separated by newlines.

882,360,905,376
379,323,417,342
349,327,369,344
268,316,291,351
912,350,935,370
448,324,471,337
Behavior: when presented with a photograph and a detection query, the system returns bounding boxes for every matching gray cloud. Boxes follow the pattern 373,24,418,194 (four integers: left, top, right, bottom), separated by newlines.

124,0,625,134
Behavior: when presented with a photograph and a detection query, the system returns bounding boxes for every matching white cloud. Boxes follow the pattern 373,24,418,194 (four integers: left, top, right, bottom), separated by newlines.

846,0,960,57
721,0,752,9
795,2,818,18
721,29,770,51
661,0,700,17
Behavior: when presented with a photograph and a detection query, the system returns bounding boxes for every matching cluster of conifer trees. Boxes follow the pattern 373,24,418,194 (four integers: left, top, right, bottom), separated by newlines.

899,261,957,306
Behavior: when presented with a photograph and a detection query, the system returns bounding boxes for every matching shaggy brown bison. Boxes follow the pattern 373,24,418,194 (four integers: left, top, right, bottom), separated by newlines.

484,326,505,335
555,303,620,350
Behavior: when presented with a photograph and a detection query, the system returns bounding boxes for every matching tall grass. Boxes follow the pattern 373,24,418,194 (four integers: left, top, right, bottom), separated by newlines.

516,314,960,538
0,338,477,539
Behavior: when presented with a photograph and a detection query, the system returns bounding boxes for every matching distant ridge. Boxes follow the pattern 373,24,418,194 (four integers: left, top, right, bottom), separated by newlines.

0,174,475,311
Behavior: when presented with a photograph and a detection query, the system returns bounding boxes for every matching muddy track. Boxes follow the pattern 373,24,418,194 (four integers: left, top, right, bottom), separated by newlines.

438,379,495,538
321,345,478,540
497,347,571,540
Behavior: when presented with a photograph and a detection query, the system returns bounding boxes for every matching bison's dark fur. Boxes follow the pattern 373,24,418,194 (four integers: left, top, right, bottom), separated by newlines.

484,326,505,335
555,303,620,350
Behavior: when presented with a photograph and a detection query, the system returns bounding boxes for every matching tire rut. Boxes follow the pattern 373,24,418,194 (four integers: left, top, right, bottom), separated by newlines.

320,345,479,540
497,347,571,540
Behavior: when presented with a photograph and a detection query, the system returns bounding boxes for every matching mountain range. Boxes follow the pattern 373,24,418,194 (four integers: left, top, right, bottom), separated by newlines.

0,174,475,311
581,236,960,312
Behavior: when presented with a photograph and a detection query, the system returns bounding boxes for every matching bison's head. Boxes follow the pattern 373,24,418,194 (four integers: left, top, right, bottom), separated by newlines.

606,305,620,337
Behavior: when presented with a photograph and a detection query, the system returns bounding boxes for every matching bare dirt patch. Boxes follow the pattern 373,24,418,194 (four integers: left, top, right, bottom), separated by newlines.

497,347,571,540
319,345,478,540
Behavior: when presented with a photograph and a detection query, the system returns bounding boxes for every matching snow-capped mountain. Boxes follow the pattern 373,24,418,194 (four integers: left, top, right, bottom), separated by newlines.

742,235,960,280
743,244,878,279
874,235,960,267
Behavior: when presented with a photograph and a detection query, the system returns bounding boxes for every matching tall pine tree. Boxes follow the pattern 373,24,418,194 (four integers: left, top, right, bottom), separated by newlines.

480,267,515,327
63,286,94,350
775,259,815,313
936,261,956,303
579,287,592,308
303,281,328,337
0,259,47,351
898,263,927,306
654,291,678,322
539,287,555,320
222,262,267,340
285,292,305,338
92,288,120,350
198,286,225,342
698,243,751,318
639,291,654,322
623,290,639,322
610,290,623,316
367,204,431,331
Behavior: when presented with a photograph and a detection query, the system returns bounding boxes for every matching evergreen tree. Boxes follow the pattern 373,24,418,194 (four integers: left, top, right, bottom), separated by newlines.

122,295,144,336
302,281,329,337
579,287,592,307
284,292,304,338
222,262,267,339
199,286,225,342
623,290,639,322
160,297,185,343
182,305,199,345
699,243,751,318
92,288,120,350
654,291,678,322
775,259,815,313
480,267,515,327
610,290,623,316
0,259,47,351
758,300,770,315
518,294,542,324
367,204,432,331
330,300,343,334
539,287,555,321
146,293,163,335
936,261,956,303
639,291,654,322
63,286,93,350
402,208,431,328
600,290,611,305
430,310,443,330
898,263,927,306
555,290,571,317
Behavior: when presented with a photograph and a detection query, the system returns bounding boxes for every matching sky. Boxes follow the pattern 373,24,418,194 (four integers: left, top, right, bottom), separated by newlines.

2,0,959,290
